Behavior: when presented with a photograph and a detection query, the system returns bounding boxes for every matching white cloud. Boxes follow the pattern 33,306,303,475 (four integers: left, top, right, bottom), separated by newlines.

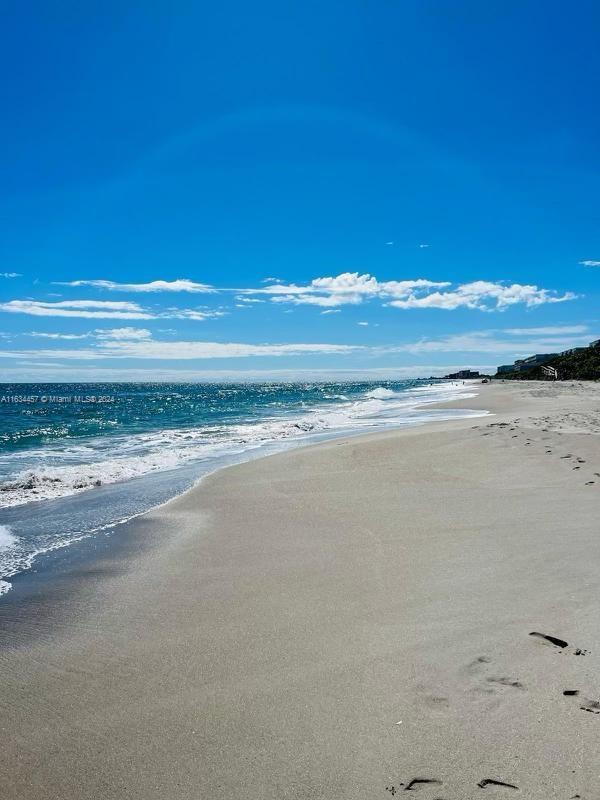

272,292,364,307
246,272,449,308
418,244,430,248
94,327,152,341
5,324,592,364
25,328,153,341
388,281,576,311
26,331,91,340
57,279,215,293
358,321,369,326
0,337,360,361
0,272,21,278
238,272,574,312
102,340,359,359
234,296,265,304
579,260,600,267
382,329,593,355
48,270,577,315
320,309,340,315
165,308,227,321
17,361,69,368
0,299,153,319
503,325,589,336
0,299,226,322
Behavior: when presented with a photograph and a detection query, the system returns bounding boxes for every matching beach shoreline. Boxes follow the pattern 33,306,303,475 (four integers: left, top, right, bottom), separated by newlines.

1,380,600,799
0,379,486,604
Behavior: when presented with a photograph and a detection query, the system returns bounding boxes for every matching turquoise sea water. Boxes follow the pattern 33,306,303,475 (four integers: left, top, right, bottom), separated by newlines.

0,380,485,596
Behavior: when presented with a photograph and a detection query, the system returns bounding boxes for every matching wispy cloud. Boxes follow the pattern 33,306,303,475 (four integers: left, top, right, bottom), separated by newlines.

383,328,594,355
25,327,154,342
0,299,153,320
234,296,265,304
579,260,600,267
56,279,215,293
0,337,361,361
320,309,340,315
163,308,227,321
26,331,91,340
0,299,226,321
94,327,152,341
503,325,589,336
0,272,21,278
4,324,592,364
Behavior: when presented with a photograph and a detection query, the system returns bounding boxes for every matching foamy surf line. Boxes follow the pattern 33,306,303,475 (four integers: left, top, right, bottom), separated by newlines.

0,382,488,597
0,382,479,510
0,525,19,596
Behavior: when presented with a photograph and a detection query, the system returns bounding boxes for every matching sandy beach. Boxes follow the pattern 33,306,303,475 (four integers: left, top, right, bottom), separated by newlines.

1,380,600,799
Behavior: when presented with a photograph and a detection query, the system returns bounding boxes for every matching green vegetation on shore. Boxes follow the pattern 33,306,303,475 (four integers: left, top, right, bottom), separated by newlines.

498,343,600,381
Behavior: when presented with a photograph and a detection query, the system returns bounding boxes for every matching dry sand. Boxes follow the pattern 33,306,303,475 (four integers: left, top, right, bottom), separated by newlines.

1,381,599,799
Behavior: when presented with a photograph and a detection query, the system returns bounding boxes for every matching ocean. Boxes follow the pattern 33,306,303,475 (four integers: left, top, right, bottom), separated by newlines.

0,380,486,596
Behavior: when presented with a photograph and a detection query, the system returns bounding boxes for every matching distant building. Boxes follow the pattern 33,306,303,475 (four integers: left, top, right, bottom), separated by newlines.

496,353,557,375
518,353,558,367
443,369,481,379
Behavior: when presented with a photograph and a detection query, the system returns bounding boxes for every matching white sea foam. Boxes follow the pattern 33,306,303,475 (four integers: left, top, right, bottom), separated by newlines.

364,387,397,399
0,526,20,596
0,525,17,550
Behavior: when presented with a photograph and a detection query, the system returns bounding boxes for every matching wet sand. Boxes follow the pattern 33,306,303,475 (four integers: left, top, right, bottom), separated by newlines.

1,381,599,799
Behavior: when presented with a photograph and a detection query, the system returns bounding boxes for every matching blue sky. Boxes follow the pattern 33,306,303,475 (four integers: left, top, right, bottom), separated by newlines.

1,0,598,381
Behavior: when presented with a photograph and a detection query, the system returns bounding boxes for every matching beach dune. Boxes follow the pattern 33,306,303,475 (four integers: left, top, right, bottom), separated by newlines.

1,381,600,799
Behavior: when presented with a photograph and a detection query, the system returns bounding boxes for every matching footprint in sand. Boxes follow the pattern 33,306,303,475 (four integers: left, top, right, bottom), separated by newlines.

467,655,492,672
580,699,600,715
530,632,568,648
405,778,443,791
529,632,589,656
385,778,443,794
465,656,524,697
478,778,519,790
486,677,524,690
561,690,600,717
